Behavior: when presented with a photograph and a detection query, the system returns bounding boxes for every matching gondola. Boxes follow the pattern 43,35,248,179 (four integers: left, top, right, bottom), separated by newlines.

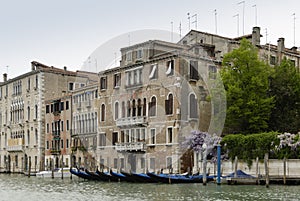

109,170,131,182
95,169,119,182
70,168,95,180
147,172,214,184
85,169,107,181
130,172,156,183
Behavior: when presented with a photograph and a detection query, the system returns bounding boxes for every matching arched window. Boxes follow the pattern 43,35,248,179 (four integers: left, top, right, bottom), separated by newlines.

189,93,198,118
127,101,131,117
137,99,142,116
165,93,173,115
114,102,119,120
132,100,136,117
27,106,30,120
101,104,105,122
149,96,156,117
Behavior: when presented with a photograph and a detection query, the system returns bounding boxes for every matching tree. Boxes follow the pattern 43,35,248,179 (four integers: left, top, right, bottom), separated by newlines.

269,58,300,133
221,39,274,134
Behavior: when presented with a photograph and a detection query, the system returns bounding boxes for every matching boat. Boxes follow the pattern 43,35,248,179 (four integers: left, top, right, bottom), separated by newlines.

147,172,214,184
109,170,131,182
69,168,95,180
130,172,156,183
36,168,73,178
223,170,263,185
85,169,107,181
95,169,119,182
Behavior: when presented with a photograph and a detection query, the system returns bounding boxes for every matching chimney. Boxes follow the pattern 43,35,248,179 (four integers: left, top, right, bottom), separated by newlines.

3,73,7,82
277,38,285,52
64,66,67,71
31,62,36,71
291,46,298,52
251,27,260,46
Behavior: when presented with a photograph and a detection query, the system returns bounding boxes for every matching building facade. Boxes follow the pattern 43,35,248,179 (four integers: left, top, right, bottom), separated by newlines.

0,61,96,173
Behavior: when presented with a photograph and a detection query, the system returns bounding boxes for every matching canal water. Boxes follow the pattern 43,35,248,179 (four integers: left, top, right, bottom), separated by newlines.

0,174,299,201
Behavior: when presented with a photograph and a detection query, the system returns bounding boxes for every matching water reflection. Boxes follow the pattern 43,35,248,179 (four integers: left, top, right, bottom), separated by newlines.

0,174,299,201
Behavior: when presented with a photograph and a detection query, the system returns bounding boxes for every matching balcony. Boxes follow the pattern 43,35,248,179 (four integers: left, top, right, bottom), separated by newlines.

7,138,24,152
50,148,61,155
116,116,147,127
115,142,146,152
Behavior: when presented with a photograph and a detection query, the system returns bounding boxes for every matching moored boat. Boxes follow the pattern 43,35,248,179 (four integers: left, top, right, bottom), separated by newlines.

147,172,214,184
36,168,73,178
70,168,95,180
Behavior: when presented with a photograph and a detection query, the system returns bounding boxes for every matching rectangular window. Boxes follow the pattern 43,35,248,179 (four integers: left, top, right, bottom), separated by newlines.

141,158,145,169
137,49,143,59
149,64,158,79
190,60,199,80
114,73,121,88
100,77,107,90
46,105,50,113
150,158,155,170
61,121,64,131
66,101,69,110
166,60,174,76
112,132,118,145
167,157,172,169
208,65,217,79
68,82,74,91
66,120,69,131
46,123,49,133
114,158,118,169
61,139,64,149
99,133,106,146
167,127,173,144
60,102,64,111
46,141,49,149
66,139,69,148
270,56,276,65
126,51,132,61
150,129,155,145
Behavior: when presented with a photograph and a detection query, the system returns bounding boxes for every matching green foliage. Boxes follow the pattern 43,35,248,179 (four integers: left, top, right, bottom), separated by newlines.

221,132,279,165
221,39,274,134
269,58,300,133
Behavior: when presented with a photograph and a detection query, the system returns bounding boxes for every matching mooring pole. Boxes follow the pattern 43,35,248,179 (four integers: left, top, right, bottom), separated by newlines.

217,144,221,185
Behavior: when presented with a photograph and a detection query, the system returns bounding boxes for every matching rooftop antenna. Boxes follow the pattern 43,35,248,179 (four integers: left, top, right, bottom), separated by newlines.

6,65,8,74
265,28,268,44
171,21,173,42
238,1,245,35
233,14,239,36
252,4,257,26
187,13,190,31
179,22,182,39
293,13,296,46
192,14,197,30
214,9,217,34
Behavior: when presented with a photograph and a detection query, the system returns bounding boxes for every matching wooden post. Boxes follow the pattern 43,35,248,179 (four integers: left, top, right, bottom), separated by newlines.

234,156,238,177
264,153,269,188
61,156,64,180
28,160,31,178
256,157,259,184
202,143,207,186
283,157,286,185
51,159,54,179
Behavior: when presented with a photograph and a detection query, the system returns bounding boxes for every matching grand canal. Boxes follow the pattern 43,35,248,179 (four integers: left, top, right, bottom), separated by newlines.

0,174,299,201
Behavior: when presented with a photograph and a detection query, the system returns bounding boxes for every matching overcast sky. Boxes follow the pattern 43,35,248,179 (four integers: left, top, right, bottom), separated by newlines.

0,0,299,78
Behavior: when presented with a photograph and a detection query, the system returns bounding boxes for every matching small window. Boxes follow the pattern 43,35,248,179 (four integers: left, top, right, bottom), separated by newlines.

150,128,156,145
100,77,107,90
167,127,173,144
126,51,132,61
68,82,74,91
46,123,49,133
60,102,64,111
61,139,64,149
66,139,69,148
137,49,143,59
190,60,199,80
46,141,49,149
46,105,50,113
149,64,158,80
61,121,64,131
99,133,106,146
101,104,106,121
149,96,156,116
208,65,217,79
165,94,173,115
66,101,69,110
189,93,198,118
114,73,121,88
166,60,174,76
270,56,276,65
66,120,69,131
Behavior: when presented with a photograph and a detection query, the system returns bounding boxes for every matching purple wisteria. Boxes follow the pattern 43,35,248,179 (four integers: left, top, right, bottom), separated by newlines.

276,132,300,151
182,130,222,155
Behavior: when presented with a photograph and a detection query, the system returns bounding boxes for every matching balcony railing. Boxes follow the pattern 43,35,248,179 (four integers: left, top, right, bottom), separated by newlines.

115,142,146,152
7,138,24,152
116,116,147,127
50,148,61,155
